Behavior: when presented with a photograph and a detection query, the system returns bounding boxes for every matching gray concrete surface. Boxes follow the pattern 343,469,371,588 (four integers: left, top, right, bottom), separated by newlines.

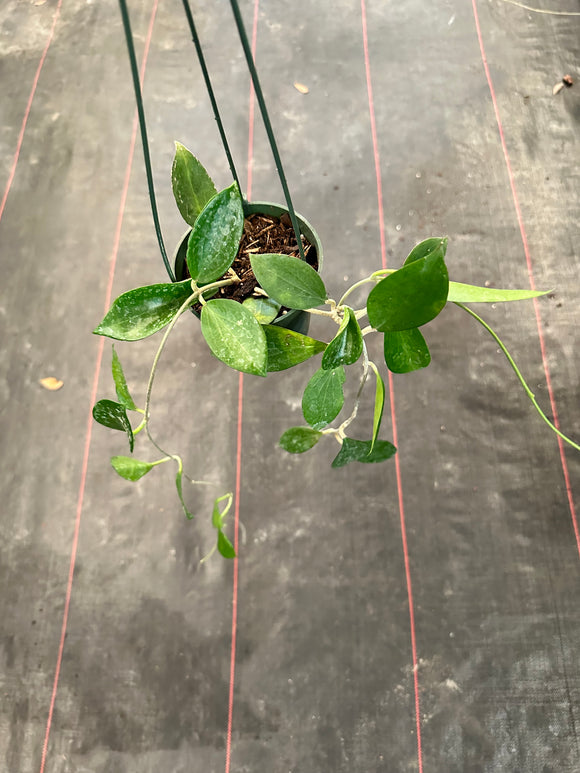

1,0,580,771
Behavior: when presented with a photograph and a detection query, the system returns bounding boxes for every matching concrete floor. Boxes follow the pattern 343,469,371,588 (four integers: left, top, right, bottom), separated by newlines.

1,0,580,771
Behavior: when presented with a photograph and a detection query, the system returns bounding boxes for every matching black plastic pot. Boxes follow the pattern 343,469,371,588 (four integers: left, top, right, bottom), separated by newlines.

172,201,323,336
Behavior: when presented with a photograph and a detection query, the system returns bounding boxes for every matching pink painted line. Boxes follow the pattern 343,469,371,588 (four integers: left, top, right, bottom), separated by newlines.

471,0,580,556
0,0,63,225
360,1,424,770
224,3,260,771
37,3,160,771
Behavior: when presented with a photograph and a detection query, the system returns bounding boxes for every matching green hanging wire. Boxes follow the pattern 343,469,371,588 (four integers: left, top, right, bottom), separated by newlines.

118,0,175,282
180,0,245,210
228,0,306,261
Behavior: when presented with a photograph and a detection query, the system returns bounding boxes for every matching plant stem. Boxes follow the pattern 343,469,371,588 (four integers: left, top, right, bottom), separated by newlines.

455,302,580,452
337,342,370,436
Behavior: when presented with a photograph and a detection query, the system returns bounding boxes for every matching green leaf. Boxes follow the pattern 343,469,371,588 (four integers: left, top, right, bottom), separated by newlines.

111,346,138,410
93,280,194,341
92,399,134,452
367,252,449,332
302,366,345,430
111,456,155,481
383,328,431,373
369,362,385,453
404,237,447,265
175,465,194,520
217,529,236,559
242,295,281,324
331,437,396,468
321,307,363,369
200,299,267,376
250,253,328,310
172,142,217,228
447,281,550,304
279,426,323,454
263,325,326,372
212,492,233,529
187,183,244,283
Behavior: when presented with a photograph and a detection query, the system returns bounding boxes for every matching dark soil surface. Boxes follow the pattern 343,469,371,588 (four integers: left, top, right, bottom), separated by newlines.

191,212,317,312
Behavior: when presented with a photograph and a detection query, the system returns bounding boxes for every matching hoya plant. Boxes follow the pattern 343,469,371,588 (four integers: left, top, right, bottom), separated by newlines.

93,144,579,559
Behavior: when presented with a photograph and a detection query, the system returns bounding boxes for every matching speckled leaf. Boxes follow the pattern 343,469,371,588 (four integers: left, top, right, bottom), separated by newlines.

242,296,281,324
331,437,396,468
92,399,134,452
321,307,363,369
111,456,154,481
383,328,431,373
279,426,322,453
217,530,236,559
111,346,138,410
93,280,193,341
263,325,326,372
447,282,550,304
302,366,345,430
200,299,267,376
367,252,449,332
187,183,244,283
404,237,447,265
250,253,328,309
172,142,217,228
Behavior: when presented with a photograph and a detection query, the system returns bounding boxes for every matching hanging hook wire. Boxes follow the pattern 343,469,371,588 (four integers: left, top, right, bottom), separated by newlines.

117,0,175,281
228,0,306,261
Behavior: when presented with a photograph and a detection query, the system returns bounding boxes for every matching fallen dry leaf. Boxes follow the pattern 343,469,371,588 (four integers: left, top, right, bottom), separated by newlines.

293,82,309,94
553,82,565,95
40,377,64,391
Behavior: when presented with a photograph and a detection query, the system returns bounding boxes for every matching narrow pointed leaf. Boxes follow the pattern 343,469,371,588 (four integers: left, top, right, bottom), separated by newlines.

242,296,281,324
369,362,385,453
111,346,138,410
94,281,194,341
187,183,244,283
201,299,267,376
172,142,217,228
331,437,396,468
111,456,155,481
302,366,345,429
404,237,447,265
383,328,431,373
279,426,322,454
217,530,236,559
176,467,194,520
367,252,449,332
263,325,326,372
322,307,363,369
93,399,134,452
447,281,550,304
250,253,328,310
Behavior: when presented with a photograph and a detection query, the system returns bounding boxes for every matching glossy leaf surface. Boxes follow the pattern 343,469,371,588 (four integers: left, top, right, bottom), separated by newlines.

302,366,345,430
369,362,385,452
187,183,244,283
217,530,236,559
94,281,193,341
250,253,328,310
111,456,154,481
171,142,217,228
111,346,138,410
367,252,449,332
279,426,322,454
263,325,326,372
322,307,363,369
242,296,281,324
404,237,447,265
447,281,549,304
92,399,134,452
201,299,267,376
331,437,396,468
383,328,431,373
